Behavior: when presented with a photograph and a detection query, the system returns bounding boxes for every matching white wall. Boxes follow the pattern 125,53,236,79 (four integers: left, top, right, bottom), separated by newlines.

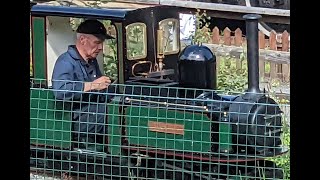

46,16,76,87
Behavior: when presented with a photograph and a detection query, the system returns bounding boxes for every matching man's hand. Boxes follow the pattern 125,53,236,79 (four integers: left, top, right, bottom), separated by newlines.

83,76,111,92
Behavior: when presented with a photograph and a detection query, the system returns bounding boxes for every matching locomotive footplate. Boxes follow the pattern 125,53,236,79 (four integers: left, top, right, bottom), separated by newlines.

128,76,175,83
123,147,285,179
123,145,288,162
30,146,131,179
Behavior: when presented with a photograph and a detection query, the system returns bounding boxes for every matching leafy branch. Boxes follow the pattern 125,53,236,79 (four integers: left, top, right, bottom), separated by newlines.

190,9,212,44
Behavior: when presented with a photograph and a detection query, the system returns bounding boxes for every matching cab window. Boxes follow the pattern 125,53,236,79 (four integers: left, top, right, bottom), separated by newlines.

126,23,147,60
159,18,180,55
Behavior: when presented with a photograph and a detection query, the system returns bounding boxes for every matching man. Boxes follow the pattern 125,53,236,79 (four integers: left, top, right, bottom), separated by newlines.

52,19,114,152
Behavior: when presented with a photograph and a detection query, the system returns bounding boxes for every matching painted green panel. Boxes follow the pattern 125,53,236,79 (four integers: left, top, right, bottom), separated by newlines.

219,122,233,153
107,97,123,155
32,17,46,79
30,89,72,148
125,106,211,153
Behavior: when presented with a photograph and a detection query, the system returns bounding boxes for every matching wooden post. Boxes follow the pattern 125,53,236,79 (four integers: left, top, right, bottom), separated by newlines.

259,31,266,80
281,30,290,82
211,26,220,44
234,28,242,46
282,30,289,51
234,28,242,69
223,27,231,46
269,30,277,79
259,31,265,49
275,32,283,79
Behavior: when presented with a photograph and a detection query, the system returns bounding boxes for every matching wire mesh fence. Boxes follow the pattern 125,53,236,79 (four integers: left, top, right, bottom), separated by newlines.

30,78,290,180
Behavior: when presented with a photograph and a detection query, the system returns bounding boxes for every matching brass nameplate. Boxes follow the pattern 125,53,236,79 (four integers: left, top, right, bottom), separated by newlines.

148,121,184,135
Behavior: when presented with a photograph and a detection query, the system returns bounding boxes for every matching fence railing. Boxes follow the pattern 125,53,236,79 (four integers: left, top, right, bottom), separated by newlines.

30,79,290,180
199,27,290,83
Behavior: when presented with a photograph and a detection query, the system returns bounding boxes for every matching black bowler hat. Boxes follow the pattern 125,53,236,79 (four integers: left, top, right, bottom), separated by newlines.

76,19,114,40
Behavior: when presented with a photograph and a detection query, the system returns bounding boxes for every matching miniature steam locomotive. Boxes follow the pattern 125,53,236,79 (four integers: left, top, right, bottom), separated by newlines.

30,1,288,179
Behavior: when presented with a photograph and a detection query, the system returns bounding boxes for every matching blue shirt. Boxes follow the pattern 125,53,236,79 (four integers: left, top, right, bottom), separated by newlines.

52,45,103,101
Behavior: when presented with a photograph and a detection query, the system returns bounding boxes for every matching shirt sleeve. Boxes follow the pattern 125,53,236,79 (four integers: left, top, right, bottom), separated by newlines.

52,58,84,100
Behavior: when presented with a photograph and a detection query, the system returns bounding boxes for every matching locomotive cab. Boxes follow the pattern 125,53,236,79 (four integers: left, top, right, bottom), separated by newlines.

30,2,183,148
30,7,120,150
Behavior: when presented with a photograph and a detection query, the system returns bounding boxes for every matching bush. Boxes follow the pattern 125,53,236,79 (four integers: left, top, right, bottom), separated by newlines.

267,91,290,179
217,55,248,93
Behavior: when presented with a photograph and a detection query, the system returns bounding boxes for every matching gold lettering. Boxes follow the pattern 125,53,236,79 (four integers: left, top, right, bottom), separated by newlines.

148,121,184,135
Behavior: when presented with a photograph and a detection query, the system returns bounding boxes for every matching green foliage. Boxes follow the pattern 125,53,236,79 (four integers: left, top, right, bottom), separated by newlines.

70,18,84,31
103,38,118,79
190,9,248,93
271,137,290,179
102,20,118,80
190,9,212,44
217,55,248,93
82,0,114,8
266,89,290,179
266,115,290,179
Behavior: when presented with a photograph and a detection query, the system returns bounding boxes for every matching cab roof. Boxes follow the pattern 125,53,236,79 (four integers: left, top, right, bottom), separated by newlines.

31,1,158,21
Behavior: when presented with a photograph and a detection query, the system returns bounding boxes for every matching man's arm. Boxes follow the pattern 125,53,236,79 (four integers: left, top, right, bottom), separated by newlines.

52,59,84,100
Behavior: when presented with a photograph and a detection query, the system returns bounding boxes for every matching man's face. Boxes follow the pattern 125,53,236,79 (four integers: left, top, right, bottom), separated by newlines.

80,34,104,59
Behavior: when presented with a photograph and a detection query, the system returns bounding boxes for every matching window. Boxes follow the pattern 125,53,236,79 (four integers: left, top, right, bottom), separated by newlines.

126,23,147,60
159,18,180,55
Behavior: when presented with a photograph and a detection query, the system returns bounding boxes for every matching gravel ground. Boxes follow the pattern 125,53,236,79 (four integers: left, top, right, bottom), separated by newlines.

30,172,107,180
30,173,61,180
